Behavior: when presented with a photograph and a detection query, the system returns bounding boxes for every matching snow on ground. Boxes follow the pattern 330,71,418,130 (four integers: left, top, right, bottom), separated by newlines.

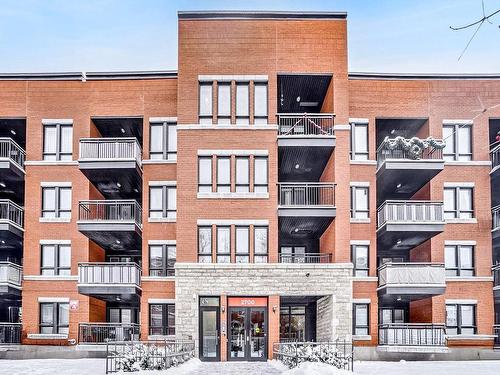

354,360,500,375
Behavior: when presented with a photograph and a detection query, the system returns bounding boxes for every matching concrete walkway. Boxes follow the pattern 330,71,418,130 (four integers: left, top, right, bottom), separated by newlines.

186,361,283,375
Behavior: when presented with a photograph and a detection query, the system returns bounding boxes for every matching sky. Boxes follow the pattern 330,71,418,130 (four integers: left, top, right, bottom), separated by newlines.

0,0,499,74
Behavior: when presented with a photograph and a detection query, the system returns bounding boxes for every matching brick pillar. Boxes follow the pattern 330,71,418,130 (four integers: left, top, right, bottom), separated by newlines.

268,295,280,359
220,294,227,361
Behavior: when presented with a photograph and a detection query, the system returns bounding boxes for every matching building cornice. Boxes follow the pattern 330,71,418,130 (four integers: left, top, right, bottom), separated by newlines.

349,72,500,80
178,10,347,20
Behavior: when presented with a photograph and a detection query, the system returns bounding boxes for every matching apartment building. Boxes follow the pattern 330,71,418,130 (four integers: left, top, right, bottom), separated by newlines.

0,10,499,361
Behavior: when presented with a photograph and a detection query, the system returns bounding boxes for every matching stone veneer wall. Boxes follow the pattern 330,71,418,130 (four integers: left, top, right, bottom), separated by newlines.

175,263,353,353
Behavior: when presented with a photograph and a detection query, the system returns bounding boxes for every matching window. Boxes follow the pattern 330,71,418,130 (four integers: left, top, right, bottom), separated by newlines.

351,186,369,219
254,157,268,193
254,226,268,263
445,244,474,276
280,306,306,341
443,123,472,161
235,226,250,263
351,245,369,277
216,226,230,263
444,186,474,219
149,244,176,277
41,186,71,219
350,122,368,160
198,226,212,263
446,304,476,335
150,122,177,160
236,83,249,124
280,246,306,263
39,302,69,334
43,123,73,161
254,83,268,124
199,83,213,124
217,157,231,193
41,244,71,276
379,308,405,324
235,157,250,192
217,83,231,124
353,304,369,336
149,185,176,219
149,304,175,336
198,157,213,193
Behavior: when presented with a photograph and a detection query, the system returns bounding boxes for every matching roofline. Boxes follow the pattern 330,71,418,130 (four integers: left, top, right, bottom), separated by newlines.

0,72,83,81
0,70,178,81
178,10,347,20
348,72,500,80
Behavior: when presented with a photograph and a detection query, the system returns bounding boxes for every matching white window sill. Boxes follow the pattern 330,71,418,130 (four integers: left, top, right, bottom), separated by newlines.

353,276,378,282
353,335,372,341
148,218,177,223
445,218,477,224
446,334,496,340
444,160,491,166
350,218,371,224
142,159,177,165
446,276,493,282
25,160,78,166
27,334,68,340
24,275,78,281
177,124,278,130
39,218,71,223
142,276,175,281
197,192,269,199
350,160,377,165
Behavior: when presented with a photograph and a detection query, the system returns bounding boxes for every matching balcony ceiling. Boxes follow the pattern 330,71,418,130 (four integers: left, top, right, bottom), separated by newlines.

78,286,141,303
79,168,142,201
377,224,444,252
0,118,26,148
278,146,333,182
0,173,24,204
92,117,143,145
277,74,332,113
279,216,334,239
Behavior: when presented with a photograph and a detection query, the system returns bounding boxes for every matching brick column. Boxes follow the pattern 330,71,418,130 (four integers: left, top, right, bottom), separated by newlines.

268,295,280,359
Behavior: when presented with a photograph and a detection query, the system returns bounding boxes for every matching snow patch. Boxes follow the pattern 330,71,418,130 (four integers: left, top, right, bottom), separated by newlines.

281,361,354,375
116,358,201,374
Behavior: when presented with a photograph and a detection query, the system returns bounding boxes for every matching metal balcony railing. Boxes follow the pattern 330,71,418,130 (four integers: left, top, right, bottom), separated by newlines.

378,323,447,347
494,325,500,348
279,253,332,264
78,262,141,286
0,262,22,287
377,200,444,229
378,262,445,288
79,138,142,167
78,323,140,344
0,138,25,170
0,323,22,344
493,264,500,289
78,200,142,228
491,144,500,172
493,205,500,231
0,199,24,229
278,183,336,207
277,113,335,136
376,137,445,168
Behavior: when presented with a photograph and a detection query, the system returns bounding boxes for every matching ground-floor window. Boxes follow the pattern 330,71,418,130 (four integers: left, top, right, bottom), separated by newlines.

353,304,369,335
446,304,476,335
149,304,175,336
279,306,305,341
39,302,69,334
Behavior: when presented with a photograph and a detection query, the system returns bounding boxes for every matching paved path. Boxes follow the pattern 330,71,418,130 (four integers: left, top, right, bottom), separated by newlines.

186,361,283,375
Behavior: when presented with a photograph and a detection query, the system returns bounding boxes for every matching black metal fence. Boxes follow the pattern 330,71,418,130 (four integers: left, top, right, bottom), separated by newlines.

105,340,195,374
272,341,353,371
0,323,22,344
279,253,332,264
79,323,140,344
378,323,446,347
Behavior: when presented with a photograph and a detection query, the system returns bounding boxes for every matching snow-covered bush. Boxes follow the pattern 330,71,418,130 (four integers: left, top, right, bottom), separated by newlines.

277,343,352,370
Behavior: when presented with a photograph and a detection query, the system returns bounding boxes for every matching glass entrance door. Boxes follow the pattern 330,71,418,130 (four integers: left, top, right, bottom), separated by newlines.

199,307,220,361
228,307,267,361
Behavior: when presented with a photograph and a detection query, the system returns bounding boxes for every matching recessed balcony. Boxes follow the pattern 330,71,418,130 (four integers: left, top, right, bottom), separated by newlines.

377,200,445,251
78,138,142,200
377,263,446,302
277,113,335,182
376,137,445,204
0,138,25,203
0,262,22,297
0,323,22,344
0,200,24,252
78,322,140,344
493,205,500,244
77,200,142,251
491,144,500,177
77,262,141,302
493,264,500,301
378,323,448,353
278,183,336,239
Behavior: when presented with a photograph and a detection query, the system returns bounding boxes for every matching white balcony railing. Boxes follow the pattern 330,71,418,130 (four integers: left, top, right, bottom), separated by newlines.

78,200,142,228
379,323,447,347
377,200,444,229
0,199,24,229
491,144,500,172
378,262,446,288
493,205,500,231
78,262,141,286
277,113,335,136
79,138,142,167
0,138,25,170
0,262,22,288
278,183,336,207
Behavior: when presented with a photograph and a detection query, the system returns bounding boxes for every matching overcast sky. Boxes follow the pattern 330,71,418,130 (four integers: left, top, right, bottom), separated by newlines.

1,0,499,73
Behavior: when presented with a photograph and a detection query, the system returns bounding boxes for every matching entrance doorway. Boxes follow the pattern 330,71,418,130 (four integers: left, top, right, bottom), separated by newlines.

199,297,220,361
227,297,267,361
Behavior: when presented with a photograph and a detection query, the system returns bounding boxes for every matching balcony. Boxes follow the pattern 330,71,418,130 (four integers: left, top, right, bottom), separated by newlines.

0,200,24,251
0,323,22,344
78,138,142,200
492,144,500,175
494,325,500,349
377,263,446,302
378,323,448,353
376,137,445,204
0,138,25,203
0,262,22,297
493,264,500,301
78,262,141,302
493,206,500,244
279,252,332,264
78,322,140,344
278,183,336,239
377,200,445,251
277,113,335,182
77,200,142,251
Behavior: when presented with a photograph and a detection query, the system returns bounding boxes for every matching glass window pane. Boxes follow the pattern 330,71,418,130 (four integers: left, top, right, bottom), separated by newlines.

444,188,456,218
236,158,249,192
445,246,457,268
150,124,164,153
458,126,472,159
254,227,268,254
58,304,69,330
355,305,368,326
168,188,177,211
168,125,177,152
460,305,474,326
217,84,231,117
167,246,176,271
40,304,54,325
355,245,368,269
446,305,457,327
198,227,212,254
149,246,163,269
217,227,230,254
59,188,71,211
460,246,473,269
43,188,56,211
199,158,212,187
150,304,163,327
393,309,404,323
60,126,73,154
217,157,230,191
254,158,268,191
354,124,368,154
254,84,267,118
236,84,249,117
443,125,455,157
109,308,121,323
150,187,163,211
236,227,249,254
58,245,71,268
43,126,57,155
199,84,213,116
42,245,55,268
459,188,473,217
